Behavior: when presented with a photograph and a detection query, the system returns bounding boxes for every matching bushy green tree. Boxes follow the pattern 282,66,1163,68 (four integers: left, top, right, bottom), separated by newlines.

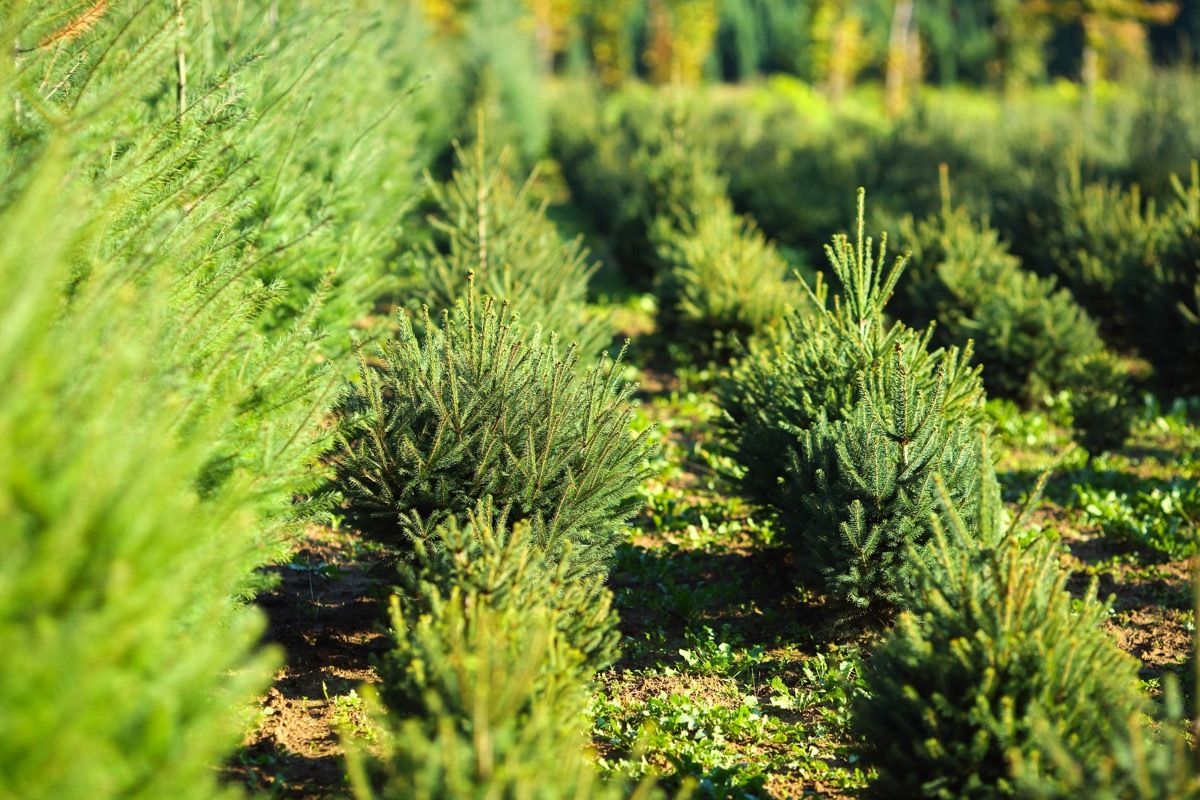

1032,164,1200,395
853,464,1148,799
349,503,647,800
1040,176,1159,340
780,345,983,621
1140,162,1200,394
654,197,807,362
1065,351,1137,458
350,600,635,800
897,196,1108,405
0,149,274,800
380,500,621,694
717,190,985,510
336,295,653,579
419,135,610,360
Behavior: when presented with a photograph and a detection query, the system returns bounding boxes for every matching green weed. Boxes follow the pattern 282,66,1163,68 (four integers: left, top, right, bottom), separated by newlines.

1074,481,1200,559
324,684,378,744
674,626,767,679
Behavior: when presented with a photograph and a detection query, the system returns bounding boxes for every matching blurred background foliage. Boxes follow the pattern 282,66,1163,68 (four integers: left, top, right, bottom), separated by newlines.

402,0,1200,396
420,0,1198,91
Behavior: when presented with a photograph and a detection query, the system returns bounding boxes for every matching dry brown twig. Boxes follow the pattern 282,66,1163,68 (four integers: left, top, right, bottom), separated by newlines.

37,1,113,50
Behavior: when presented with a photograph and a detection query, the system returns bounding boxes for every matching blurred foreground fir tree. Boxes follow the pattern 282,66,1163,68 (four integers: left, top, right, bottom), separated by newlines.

1,1,428,796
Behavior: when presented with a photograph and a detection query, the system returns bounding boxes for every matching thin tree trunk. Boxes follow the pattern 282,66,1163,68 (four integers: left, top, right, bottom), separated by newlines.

886,0,915,118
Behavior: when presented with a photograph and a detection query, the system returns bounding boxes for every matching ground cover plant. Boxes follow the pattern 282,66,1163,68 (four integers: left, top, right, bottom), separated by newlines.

6,2,1200,799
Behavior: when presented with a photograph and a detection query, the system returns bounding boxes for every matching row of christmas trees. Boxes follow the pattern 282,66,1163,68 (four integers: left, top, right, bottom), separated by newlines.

0,2,431,796
339,127,1200,794
713,191,1198,795
0,2,656,794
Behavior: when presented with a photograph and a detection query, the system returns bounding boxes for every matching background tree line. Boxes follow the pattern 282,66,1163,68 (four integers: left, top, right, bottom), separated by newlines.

421,0,1200,93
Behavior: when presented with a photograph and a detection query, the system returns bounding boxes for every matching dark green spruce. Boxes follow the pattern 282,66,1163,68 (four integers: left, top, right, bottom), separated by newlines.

852,456,1148,799
717,189,985,510
336,293,653,579
780,344,982,621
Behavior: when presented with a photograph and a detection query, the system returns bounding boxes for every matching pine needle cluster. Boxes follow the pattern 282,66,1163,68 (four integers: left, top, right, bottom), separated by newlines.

0,134,275,800
207,2,426,339
336,294,653,579
374,504,616,730
1018,680,1200,799
380,500,621,701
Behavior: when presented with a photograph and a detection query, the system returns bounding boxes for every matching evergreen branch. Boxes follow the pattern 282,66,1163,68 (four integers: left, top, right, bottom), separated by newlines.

182,214,332,327
67,0,161,114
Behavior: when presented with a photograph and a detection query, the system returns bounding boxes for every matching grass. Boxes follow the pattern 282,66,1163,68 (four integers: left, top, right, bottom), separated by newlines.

594,363,876,797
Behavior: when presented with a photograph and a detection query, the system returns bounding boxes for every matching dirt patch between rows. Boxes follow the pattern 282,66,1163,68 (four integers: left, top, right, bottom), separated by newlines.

223,527,390,799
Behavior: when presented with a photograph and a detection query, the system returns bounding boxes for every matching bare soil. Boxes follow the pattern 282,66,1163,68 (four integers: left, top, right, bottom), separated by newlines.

223,527,389,799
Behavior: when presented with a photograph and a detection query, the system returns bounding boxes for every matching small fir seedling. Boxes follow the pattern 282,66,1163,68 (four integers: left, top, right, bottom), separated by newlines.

420,133,610,360
852,460,1148,799
654,197,806,362
353,503,644,800
336,293,654,580
353,595,627,800
780,344,982,622
717,188,985,509
1064,350,1136,459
